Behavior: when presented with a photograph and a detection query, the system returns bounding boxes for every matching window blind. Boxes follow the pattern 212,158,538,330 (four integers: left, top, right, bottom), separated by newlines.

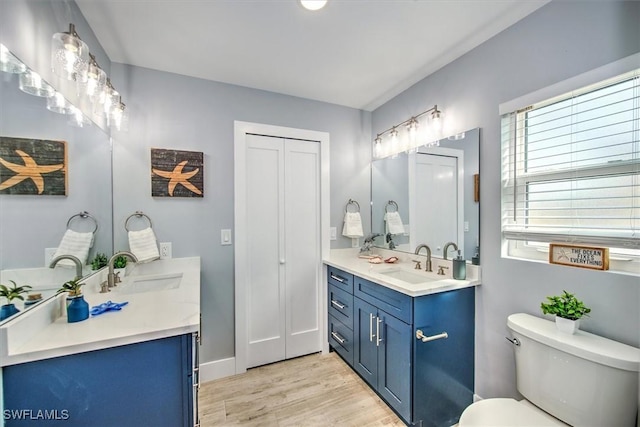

501,69,640,250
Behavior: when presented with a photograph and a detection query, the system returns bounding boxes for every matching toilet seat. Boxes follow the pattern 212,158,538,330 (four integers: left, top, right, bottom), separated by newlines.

459,398,568,426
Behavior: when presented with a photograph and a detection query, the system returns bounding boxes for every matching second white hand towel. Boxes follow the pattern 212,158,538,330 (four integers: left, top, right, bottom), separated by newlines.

53,229,94,266
342,212,364,238
128,227,160,262
384,211,405,235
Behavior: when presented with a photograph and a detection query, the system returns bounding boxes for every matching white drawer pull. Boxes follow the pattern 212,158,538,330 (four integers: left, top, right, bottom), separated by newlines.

330,274,345,283
331,299,345,310
331,331,346,344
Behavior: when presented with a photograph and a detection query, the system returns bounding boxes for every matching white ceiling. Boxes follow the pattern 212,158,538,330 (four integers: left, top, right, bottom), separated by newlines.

76,0,548,111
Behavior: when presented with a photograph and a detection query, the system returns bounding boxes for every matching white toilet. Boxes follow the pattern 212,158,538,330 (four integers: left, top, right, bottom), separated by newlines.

459,313,640,427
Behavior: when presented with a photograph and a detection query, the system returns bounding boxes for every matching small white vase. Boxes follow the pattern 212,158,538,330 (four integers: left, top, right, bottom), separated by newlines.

555,316,580,334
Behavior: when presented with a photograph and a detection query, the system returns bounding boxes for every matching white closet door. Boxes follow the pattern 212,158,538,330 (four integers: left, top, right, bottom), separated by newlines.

284,139,320,359
245,134,321,368
246,135,286,367
410,154,458,257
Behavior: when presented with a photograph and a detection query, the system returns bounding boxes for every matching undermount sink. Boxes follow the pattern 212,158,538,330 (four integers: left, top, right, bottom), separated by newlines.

116,272,183,294
378,268,435,284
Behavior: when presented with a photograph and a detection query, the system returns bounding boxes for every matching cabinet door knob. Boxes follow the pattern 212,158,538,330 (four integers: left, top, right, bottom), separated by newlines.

279,259,286,264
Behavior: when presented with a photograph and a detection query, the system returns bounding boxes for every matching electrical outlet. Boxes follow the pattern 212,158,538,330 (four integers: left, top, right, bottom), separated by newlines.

329,227,337,241
351,237,360,248
44,248,57,266
159,242,172,259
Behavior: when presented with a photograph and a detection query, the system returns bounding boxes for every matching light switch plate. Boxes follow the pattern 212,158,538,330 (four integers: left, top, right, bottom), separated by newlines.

330,227,337,240
351,237,360,248
221,229,232,246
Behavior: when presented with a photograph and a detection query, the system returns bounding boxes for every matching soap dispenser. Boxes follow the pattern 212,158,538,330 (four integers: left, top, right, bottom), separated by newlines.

452,250,466,280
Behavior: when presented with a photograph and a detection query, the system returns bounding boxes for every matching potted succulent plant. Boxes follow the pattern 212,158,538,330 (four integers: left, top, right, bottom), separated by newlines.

0,280,32,321
541,290,591,334
91,252,108,271
57,279,89,323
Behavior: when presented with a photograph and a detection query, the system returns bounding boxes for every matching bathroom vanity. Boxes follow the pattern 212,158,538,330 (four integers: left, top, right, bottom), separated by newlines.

325,249,480,427
0,257,200,427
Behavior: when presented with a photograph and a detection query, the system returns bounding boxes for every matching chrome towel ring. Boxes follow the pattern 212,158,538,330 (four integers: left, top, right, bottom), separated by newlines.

385,200,399,213
125,211,153,231
345,199,360,213
66,211,98,233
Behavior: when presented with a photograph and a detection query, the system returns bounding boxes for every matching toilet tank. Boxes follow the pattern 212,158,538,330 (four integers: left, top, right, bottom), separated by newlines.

507,313,639,427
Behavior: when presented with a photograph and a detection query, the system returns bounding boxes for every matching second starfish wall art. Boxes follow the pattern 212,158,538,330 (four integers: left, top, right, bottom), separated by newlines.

151,148,204,198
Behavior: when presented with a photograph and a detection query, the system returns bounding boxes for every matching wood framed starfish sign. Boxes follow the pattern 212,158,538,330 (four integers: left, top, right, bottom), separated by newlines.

151,148,204,197
0,137,67,195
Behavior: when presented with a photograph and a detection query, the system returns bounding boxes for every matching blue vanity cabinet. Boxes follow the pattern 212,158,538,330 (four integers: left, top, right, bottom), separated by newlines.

328,282,355,365
353,281,412,422
3,334,198,427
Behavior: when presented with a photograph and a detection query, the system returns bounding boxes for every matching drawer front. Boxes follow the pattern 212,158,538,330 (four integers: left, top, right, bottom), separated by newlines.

329,315,354,366
328,284,354,329
327,266,354,294
354,277,412,324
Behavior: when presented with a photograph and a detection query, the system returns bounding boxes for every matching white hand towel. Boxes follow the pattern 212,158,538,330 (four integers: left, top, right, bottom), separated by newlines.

53,229,93,266
128,227,160,263
384,211,405,235
342,212,364,238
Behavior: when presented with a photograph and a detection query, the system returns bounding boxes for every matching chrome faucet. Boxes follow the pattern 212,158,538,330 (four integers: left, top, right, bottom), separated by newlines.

107,251,139,288
361,233,382,253
414,244,432,272
442,242,459,260
49,254,83,280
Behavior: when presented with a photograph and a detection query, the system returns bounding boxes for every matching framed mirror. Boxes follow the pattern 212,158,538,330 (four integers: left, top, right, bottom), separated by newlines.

371,128,480,261
0,47,113,323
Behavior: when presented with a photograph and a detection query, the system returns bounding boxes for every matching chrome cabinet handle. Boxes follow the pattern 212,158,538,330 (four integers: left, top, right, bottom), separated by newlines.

416,329,448,343
330,273,345,283
369,313,375,342
376,317,383,346
331,299,346,310
331,331,346,344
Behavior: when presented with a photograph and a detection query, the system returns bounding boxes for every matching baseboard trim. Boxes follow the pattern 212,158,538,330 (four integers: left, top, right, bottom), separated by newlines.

199,357,236,383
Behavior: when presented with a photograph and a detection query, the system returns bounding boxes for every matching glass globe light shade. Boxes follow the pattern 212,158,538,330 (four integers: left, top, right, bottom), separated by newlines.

46,92,72,114
0,44,27,74
19,70,55,97
52,24,89,81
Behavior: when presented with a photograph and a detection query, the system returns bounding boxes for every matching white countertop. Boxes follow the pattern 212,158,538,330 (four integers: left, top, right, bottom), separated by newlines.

0,257,200,367
324,248,481,297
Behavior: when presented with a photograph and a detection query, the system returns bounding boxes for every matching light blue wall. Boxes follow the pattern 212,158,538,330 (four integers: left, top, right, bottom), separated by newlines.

373,1,640,399
109,64,371,363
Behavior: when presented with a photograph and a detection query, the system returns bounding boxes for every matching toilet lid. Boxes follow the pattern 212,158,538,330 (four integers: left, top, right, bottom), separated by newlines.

459,398,568,427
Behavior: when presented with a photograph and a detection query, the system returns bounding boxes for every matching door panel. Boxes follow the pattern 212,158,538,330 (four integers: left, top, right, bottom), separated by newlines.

378,311,412,421
285,140,321,359
246,135,286,367
353,298,378,387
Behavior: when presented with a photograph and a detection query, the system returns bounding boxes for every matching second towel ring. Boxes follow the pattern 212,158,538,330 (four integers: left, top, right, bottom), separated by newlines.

66,211,98,234
345,199,360,213
125,211,153,232
385,200,399,213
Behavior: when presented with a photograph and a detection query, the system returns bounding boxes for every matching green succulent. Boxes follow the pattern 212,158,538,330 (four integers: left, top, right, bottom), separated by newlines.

0,280,32,303
112,254,128,269
56,279,84,296
91,252,108,270
541,290,591,321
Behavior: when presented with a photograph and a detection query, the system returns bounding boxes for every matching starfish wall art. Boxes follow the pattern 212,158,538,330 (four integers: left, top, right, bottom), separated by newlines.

151,148,204,197
0,137,67,195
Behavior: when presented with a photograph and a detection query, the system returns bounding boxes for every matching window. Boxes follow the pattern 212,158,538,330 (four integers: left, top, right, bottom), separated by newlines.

501,67,639,273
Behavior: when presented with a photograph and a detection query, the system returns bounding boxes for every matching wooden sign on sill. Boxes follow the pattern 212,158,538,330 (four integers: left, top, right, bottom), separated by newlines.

549,243,609,271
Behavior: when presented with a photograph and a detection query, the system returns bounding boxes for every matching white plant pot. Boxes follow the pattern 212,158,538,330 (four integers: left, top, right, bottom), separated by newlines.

555,316,580,334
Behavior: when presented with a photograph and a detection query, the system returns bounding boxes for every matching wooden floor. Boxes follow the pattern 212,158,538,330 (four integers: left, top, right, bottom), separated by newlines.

199,351,405,426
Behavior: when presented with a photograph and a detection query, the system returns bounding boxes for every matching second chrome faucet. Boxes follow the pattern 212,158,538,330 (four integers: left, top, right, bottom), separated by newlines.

414,244,432,272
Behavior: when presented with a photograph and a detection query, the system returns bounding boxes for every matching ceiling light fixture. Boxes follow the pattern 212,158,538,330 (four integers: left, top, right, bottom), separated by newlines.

372,105,444,159
300,0,328,11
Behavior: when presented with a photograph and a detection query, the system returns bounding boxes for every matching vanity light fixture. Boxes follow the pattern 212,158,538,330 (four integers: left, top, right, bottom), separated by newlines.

46,92,73,114
18,69,55,97
0,44,27,74
80,53,107,102
51,23,89,82
300,0,328,11
373,105,444,159
110,98,128,131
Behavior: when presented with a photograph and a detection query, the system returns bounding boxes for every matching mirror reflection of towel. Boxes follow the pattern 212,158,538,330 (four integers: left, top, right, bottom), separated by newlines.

342,212,364,238
53,230,94,266
384,211,405,235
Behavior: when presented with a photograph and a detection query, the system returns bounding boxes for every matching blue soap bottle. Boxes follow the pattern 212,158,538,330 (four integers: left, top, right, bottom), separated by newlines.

452,250,466,280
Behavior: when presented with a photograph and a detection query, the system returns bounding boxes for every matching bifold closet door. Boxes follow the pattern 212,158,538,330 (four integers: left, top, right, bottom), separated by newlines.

245,134,320,368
